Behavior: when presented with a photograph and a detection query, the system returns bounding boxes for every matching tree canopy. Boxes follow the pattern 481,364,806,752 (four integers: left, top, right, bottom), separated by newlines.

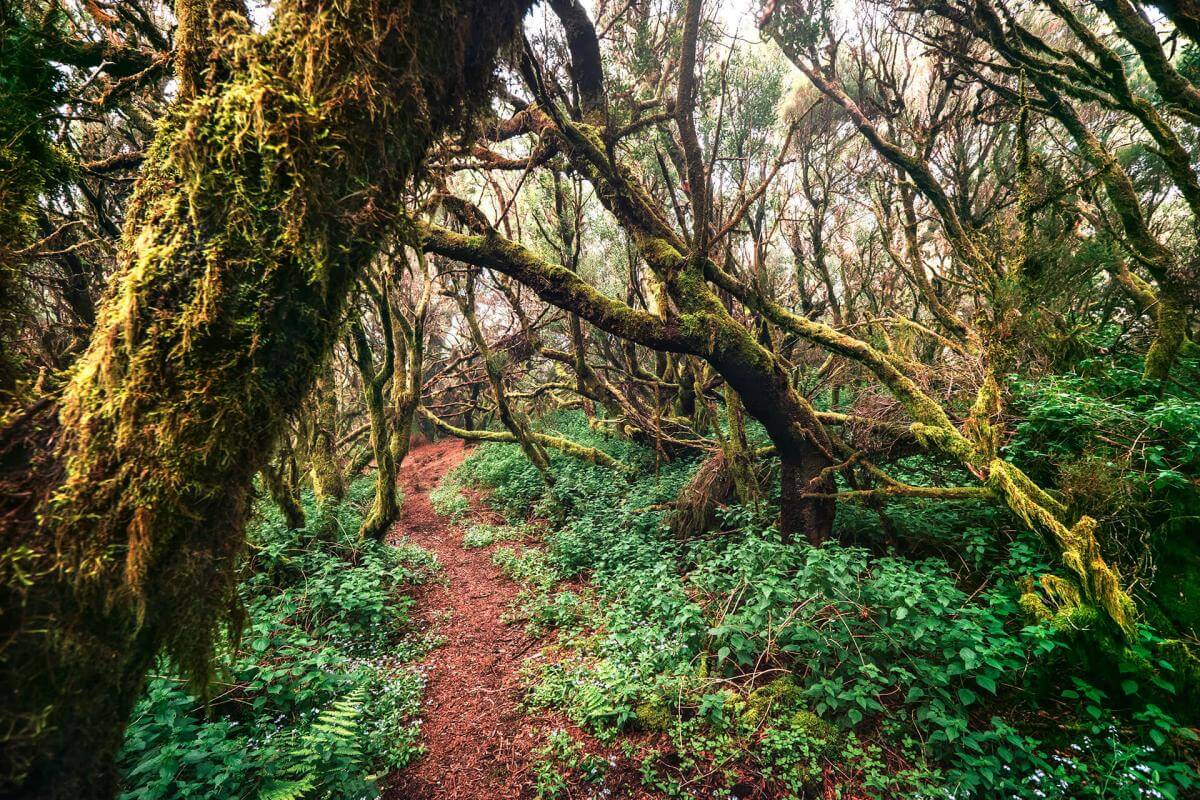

0,0,1197,797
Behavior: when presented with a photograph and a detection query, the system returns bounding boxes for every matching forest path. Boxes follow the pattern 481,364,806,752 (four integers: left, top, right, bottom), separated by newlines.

384,439,540,800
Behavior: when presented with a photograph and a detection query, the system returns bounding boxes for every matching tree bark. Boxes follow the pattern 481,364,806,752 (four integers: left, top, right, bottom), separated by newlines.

309,365,347,506
780,452,836,546
0,1,532,795
262,459,306,530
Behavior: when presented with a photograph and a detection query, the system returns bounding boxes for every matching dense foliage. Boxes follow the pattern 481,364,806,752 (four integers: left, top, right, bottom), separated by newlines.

454,410,1198,798
2,0,1199,797
118,479,435,800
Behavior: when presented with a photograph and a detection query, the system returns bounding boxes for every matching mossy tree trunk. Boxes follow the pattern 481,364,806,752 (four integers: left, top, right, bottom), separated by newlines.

308,364,347,506
262,457,306,529
0,1,532,795
389,250,432,468
718,388,762,508
350,281,398,542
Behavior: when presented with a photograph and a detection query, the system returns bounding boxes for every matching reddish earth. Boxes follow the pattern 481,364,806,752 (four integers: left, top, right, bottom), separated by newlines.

379,439,762,800
384,439,542,800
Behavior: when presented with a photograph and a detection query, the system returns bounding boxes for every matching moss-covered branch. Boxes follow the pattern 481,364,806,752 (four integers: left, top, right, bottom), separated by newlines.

419,406,627,470
418,220,696,352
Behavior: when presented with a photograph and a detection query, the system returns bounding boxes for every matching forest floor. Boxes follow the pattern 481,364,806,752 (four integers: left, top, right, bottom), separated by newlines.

384,439,543,799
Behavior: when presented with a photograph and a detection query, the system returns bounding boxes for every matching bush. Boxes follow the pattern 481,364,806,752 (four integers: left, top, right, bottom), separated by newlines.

118,477,436,800
461,412,1199,799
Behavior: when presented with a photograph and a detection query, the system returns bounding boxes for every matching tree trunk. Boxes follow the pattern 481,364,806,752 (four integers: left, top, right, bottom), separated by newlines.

702,314,837,544
0,1,532,795
357,378,398,541
389,262,429,469
457,274,556,485
1144,289,1189,383
262,460,306,529
309,365,347,505
351,317,399,542
779,452,836,545
720,389,761,507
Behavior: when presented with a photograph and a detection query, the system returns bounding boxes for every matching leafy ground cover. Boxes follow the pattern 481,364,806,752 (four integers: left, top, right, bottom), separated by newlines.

452,406,1199,799
118,477,437,800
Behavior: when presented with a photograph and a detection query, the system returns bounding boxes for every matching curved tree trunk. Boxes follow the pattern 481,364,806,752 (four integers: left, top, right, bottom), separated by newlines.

0,1,532,795
351,302,398,541
456,272,556,486
355,364,398,541
389,252,431,468
1144,289,1190,383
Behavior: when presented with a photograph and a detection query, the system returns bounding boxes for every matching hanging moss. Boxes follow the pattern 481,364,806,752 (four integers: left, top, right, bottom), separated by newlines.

963,372,1003,460
0,1,533,796
989,461,1137,639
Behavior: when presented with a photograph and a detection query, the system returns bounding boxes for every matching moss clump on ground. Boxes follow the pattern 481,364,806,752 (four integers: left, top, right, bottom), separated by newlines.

634,697,675,732
742,676,804,729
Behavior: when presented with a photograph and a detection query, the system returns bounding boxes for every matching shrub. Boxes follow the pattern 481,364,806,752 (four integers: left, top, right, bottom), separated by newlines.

118,477,435,800
463,412,1199,799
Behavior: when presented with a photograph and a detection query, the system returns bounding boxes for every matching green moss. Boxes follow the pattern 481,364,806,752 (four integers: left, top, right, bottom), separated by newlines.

742,676,803,728
964,372,1003,459
1143,292,1187,382
634,698,675,732
1018,577,1054,623
2,1,535,794
910,422,979,464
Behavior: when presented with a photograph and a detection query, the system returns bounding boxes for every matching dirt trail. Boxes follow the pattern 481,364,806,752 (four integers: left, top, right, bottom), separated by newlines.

384,439,540,800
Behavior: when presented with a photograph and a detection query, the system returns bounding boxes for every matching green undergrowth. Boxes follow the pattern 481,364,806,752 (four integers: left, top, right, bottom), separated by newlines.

1006,353,1200,639
455,411,1199,799
429,474,470,521
463,522,527,549
118,476,437,800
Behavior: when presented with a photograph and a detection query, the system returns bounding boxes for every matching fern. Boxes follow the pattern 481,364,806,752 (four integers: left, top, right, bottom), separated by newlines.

258,775,315,800
309,689,366,761
256,689,369,800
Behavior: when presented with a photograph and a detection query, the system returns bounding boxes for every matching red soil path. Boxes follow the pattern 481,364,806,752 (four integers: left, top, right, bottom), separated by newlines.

384,439,541,800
